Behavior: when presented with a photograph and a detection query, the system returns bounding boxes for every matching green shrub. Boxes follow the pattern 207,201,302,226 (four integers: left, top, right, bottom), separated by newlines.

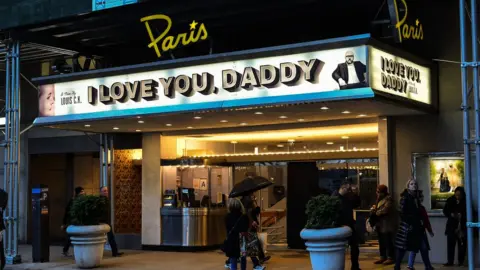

69,195,109,226
305,195,341,229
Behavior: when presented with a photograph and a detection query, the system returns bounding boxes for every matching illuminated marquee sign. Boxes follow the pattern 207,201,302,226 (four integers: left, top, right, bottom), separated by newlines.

37,46,368,118
141,14,208,58
369,47,431,104
388,0,424,43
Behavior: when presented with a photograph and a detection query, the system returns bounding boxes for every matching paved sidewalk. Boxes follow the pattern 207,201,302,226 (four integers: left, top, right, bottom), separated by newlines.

3,245,473,269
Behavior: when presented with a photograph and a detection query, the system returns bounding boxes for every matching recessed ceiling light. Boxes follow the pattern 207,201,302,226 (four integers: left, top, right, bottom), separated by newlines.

136,116,141,119
194,116,202,120
341,136,350,139
357,114,367,117
187,126,193,129
166,123,172,127
255,112,263,115
297,118,305,122
279,115,288,119
326,142,334,145
220,120,228,123
277,144,284,148
136,129,141,132
239,122,248,126
113,127,119,130
342,111,351,114
382,118,387,121
138,120,144,124
84,124,91,127
320,106,329,110
287,139,295,142
231,141,238,144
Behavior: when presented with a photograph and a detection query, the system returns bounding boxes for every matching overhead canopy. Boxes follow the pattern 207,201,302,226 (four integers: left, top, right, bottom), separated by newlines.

31,34,436,133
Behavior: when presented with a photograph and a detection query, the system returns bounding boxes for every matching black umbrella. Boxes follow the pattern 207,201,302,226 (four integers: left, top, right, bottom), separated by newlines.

229,176,273,198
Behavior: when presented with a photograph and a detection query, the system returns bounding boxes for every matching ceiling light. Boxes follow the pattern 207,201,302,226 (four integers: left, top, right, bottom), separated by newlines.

342,111,351,114
166,123,172,127
136,130,141,132
326,142,334,145
320,106,329,110
239,122,248,126
255,112,263,115
297,118,305,122
231,141,238,144
357,114,367,117
277,144,284,148
136,116,141,119
341,136,350,139
194,116,202,120
138,120,144,124
287,139,295,142
113,127,119,130
382,118,387,121
220,120,228,123
187,126,193,129
279,116,288,119
84,124,91,127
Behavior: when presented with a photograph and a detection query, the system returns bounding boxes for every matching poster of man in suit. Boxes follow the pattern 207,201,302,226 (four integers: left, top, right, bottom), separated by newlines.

332,50,367,90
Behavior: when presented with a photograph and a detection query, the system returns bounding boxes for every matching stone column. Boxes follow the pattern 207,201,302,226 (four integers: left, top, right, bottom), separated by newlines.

141,133,162,246
378,117,393,190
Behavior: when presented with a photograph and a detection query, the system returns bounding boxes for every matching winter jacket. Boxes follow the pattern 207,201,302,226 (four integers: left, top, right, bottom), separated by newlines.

394,189,423,252
374,195,396,233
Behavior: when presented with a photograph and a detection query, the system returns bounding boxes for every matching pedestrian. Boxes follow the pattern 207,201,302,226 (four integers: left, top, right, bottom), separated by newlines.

407,190,435,270
100,186,123,257
443,186,467,267
224,198,249,270
333,182,361,270
371,184,395,265
394,179,434,270
240,193,267,269
61,186,85,257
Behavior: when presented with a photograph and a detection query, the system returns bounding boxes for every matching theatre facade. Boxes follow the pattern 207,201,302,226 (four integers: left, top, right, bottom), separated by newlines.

28,34,438,251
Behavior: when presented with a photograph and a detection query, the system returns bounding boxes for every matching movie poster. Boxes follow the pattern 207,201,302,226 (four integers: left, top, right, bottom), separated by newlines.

430,158,464,209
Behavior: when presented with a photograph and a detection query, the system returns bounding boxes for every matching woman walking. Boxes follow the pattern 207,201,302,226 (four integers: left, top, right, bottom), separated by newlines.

406,190,435,270
224,198,250,270
394,179,434,270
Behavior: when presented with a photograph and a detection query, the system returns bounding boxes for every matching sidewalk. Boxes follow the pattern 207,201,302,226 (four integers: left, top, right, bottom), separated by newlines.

4,245,472,269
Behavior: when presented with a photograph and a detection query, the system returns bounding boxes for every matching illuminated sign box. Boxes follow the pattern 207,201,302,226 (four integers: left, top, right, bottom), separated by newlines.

33,35,433,124
368,47,431,105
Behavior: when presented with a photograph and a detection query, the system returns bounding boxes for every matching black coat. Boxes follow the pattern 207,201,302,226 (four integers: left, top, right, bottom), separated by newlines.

63,198,74,225
333,191,361,229
395,189,424,252
443,196,467,235
224,211,249,258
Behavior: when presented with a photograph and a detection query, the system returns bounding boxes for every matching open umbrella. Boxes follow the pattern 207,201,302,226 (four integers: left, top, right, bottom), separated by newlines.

229,176,273,198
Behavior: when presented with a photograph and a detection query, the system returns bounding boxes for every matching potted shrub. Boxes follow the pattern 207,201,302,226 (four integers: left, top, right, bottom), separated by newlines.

300,195,352,270
67,195,111,269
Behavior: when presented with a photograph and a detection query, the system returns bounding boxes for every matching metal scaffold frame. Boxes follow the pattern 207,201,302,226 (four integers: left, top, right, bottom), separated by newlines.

2,40,22,264
460,0,480,269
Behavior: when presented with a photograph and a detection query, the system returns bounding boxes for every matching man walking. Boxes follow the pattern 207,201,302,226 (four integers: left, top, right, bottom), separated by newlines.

100,186,123,257
61,186,85,257
333,182,361,270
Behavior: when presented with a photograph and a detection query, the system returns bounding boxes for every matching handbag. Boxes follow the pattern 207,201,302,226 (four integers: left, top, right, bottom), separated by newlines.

221,216,242,253
240,231,260,257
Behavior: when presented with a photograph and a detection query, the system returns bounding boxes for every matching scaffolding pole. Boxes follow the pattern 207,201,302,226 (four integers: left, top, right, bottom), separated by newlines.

3,40,22,265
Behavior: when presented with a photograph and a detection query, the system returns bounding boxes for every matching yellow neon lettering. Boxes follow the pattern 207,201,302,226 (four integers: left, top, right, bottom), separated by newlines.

140,14,209,58
393,0,424,42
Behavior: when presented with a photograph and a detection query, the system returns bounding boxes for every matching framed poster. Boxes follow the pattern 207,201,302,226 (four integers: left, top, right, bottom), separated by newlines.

412,152,464,210
199,178,208,191
430,158,464,209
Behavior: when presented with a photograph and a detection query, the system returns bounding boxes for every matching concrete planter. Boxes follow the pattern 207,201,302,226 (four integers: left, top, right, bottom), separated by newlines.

67,224,111,269
300,226,352,270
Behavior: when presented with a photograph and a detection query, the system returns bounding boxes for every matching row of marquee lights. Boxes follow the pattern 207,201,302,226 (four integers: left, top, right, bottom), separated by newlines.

81,106,372,132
